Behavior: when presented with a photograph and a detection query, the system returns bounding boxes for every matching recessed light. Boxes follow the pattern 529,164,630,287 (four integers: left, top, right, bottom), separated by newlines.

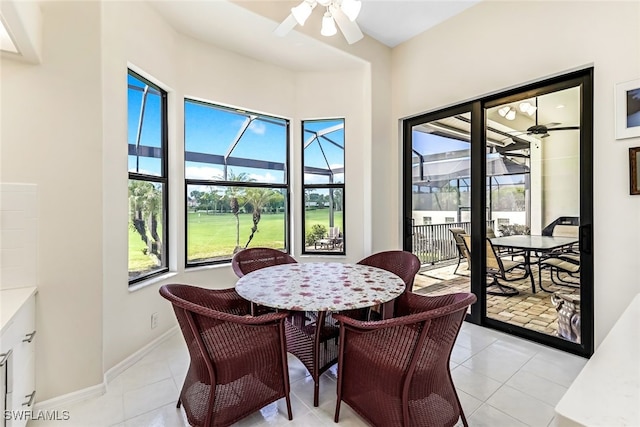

556,104,565,109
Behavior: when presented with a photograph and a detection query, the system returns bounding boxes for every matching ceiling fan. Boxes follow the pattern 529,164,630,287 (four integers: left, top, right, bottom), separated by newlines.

500,97,579,142
274,0,364,45
520,123,580,138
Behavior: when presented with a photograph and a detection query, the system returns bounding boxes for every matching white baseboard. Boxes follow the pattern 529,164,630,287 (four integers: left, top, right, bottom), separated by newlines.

34,327,179,411
104,326,178,384
33,383,106,411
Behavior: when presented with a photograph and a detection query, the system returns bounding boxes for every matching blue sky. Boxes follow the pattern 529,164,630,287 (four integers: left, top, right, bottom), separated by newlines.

128,73,344,186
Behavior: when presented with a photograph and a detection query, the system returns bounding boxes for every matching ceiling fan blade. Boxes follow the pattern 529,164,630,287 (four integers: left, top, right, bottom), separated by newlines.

548,126,580,131
330,5,363,44
274,13,298,37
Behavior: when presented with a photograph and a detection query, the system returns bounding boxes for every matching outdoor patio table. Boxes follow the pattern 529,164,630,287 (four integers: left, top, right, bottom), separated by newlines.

235,262,405,406
490,235,578,293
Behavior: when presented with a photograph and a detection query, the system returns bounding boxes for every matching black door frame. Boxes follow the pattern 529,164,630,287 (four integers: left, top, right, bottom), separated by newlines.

402,68,594,358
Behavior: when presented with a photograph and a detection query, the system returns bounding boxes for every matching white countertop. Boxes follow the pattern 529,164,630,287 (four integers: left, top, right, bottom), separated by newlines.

0,287,37,334
555,293,640,426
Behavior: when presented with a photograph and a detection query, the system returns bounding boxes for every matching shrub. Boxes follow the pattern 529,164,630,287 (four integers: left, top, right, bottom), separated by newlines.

498,224,530,236
305,224,327,246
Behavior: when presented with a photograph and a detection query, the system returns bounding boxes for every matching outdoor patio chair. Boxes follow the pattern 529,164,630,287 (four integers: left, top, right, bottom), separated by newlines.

448,228,469,275
539,255,580,291
355,250,421,319
462,235,526,296
333,291,477,427
314,226,341,250
541,216,579,236
159,284,293,427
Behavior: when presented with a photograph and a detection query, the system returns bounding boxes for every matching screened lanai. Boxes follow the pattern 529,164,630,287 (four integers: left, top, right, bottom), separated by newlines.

410,113,534,265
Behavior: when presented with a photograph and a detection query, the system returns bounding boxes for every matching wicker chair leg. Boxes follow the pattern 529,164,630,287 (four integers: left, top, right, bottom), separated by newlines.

313,382,320,407
285,395,293,421
334,327,346,423
459,412,469,427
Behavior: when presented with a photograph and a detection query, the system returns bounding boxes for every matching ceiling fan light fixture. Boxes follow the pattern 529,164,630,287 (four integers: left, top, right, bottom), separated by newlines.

340,0,362,21
519,101,537,116
498,106,516,120
291,0,315,26
277,0,363,44
321,12,337,36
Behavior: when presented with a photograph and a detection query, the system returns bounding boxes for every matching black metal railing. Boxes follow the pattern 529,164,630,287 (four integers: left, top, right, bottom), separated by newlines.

411,220,495,265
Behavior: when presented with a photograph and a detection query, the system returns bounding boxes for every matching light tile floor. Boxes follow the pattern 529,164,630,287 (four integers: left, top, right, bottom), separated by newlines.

31,322,587,427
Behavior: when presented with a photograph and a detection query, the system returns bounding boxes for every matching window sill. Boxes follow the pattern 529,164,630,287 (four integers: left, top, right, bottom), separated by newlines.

184,263,232,273
128,271,177,293
299,254,347,260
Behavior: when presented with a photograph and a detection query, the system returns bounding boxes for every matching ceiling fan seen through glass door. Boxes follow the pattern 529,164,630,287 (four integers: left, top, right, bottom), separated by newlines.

499,97,579,142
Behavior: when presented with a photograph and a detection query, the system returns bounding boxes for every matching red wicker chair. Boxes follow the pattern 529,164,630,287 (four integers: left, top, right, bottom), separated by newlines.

231,247,297,277
159,284,293,427
356,250,422,319
333,291,477,427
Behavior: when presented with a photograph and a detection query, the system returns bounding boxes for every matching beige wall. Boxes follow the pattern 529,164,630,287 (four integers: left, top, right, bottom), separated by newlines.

391,0,640,345
1,1,104,400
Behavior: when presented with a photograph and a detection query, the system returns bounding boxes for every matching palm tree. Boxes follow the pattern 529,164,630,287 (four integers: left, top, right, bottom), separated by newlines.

224,170,253,252
129,180,162,262
243,188,277,248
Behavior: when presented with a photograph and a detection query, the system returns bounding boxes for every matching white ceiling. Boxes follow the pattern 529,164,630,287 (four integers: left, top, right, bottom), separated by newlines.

148,0,481,70
356,1,481,47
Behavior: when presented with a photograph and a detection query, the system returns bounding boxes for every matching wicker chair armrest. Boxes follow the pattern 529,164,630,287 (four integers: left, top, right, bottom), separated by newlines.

398,292,476,316
334,293,475,331
332,310,443,331
159,285,289,324
187,302,290,325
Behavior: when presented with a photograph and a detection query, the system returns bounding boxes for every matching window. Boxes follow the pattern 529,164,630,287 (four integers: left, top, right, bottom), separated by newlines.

302,119,345,254
127,70,168,284
445,217,455,223
423,216,432,225
184,100,289,265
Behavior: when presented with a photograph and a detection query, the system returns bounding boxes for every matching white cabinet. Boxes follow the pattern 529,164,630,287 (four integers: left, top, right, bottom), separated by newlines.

1,288,36,427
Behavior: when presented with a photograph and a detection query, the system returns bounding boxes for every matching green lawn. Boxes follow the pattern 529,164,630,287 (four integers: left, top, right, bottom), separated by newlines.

187,211,286,261
129,208,344,270
128,226,161,274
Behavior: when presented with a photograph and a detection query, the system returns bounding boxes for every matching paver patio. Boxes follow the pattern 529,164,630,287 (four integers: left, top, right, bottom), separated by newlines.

413,260,580,340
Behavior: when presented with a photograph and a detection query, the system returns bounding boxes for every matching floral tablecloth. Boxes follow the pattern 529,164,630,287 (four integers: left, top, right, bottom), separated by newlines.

235,262,405,311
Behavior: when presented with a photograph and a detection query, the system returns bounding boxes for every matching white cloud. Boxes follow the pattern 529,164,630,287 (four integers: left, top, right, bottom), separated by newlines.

248,121,266,135
248,171,278,183
185,166,224,180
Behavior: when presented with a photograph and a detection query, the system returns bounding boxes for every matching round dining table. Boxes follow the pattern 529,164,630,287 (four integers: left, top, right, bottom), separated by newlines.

235,261,406,407
235,261,405,312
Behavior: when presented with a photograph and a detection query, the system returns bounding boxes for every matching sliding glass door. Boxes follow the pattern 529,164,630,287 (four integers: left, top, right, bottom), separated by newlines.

403,69,593,357
404,106,475,315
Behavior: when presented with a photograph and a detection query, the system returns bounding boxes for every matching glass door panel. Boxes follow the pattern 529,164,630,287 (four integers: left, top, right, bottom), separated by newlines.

485,85,582,343
409,111,473,304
